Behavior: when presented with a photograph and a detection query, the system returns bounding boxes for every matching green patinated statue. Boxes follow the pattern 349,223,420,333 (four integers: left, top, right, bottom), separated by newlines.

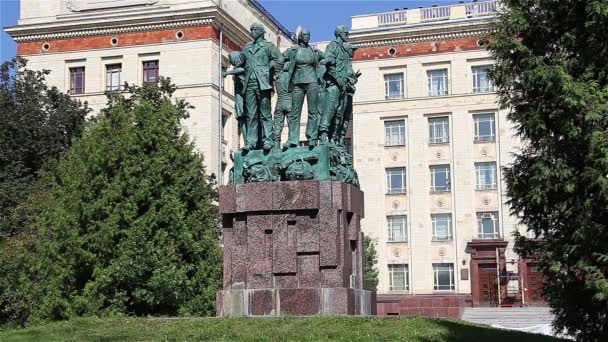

272,61,292,149
281,29,325,148
223,51,247,141
334,43,361,145
225,23,359,187
319,25,351,143
241,22,283,151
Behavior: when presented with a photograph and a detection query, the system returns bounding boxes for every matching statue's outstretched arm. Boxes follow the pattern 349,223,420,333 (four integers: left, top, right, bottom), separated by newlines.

223,67,245,77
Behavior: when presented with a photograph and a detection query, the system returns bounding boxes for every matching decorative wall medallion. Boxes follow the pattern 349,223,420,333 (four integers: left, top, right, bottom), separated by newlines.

482,197,491,206
391,152,399,161
41,42,51,51
392,200,400,209
436,199,445,208
393,248,401,257
480,147,489,156
438,247,447,257
435,150,442,159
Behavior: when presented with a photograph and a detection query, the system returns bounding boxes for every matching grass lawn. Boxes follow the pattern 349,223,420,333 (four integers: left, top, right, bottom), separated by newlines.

0,316,566,342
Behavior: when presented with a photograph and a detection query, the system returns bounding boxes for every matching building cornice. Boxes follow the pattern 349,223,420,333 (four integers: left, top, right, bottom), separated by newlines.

350,19,493,48
5,7,219,42
5,2,293,46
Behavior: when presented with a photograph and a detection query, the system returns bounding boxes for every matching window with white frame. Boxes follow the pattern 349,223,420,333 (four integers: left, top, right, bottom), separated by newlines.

474,113,496,142
385,120,406,146
106,64,122,91
432,214,452,241
475,162,497,190
384,73,405,100
433,263,455,290
387,216,407,242
477,211,500,239
472,65,494,93
430,165,451,192
427,69,448,96
429,117,449,144
386,167,406,194
389,264,409,291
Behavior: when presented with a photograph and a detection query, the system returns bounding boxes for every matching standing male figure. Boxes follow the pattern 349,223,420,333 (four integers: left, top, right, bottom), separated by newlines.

272,61,292,149
334,43,361,146
242,22,283,150
319,25,350,142
282,29,324,148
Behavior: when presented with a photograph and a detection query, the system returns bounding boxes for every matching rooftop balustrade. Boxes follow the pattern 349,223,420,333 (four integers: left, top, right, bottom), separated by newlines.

352,0,498,30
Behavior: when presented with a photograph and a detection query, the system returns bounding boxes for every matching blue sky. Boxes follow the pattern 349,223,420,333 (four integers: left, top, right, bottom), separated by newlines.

1,0,461,63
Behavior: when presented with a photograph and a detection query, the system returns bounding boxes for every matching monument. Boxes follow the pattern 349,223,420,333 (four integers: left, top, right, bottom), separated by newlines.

217,23,375,317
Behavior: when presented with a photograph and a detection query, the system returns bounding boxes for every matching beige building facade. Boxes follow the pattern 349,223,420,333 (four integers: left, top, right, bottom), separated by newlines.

6,0,294,184
349,1,544,313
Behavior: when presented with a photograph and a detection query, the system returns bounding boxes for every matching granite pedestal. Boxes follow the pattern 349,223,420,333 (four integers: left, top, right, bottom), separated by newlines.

217,180,376,317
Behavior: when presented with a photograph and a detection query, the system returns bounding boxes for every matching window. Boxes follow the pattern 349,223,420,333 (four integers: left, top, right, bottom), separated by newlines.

474,113,496,142
430,165,450,192
106,64,122,91
472,65,494,93
389,264,409,291
432,214,452,241
143,60,159,83
385,120,406,146
475,162,497,190
386,168,406,194
69,67,85,95
433,263,455,290
477,211,500,239
427,69,448,96
429,117,449,144
384,73,404,100
387,216,407,242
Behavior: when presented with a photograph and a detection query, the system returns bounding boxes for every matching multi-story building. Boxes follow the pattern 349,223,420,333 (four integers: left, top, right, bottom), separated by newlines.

5,0,544,317
5,0,294,183
349,1,544,315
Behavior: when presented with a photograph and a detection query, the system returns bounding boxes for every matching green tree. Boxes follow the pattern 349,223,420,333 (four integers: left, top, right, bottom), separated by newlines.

363,235,379,291
0,58,88,327
0,57,89,238
30,79,222,321
489,1,608,340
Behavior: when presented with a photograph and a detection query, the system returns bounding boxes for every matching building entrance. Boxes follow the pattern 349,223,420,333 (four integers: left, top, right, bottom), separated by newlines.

479,263,498,306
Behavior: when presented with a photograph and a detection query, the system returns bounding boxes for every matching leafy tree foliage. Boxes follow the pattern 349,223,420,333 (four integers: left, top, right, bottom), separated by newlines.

363,235,379,291
0,57,89,238
3,79,221,325
489,1,608,340
0,58,88,327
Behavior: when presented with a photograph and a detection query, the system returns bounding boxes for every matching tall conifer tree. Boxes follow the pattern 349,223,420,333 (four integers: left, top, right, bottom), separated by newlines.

489,1,608,340
32,80,222,320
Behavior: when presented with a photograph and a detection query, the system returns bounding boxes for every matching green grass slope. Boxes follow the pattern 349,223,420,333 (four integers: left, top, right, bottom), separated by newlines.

0,316,564,342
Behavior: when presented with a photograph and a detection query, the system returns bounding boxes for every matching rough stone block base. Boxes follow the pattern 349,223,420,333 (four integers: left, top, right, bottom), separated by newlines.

217,287,377,317
218,180,375,317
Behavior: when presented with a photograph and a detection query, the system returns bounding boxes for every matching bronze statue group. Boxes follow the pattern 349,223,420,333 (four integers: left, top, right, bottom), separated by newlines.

224,23,360,186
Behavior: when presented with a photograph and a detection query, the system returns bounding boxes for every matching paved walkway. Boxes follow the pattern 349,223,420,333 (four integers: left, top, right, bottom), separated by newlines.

461,307,570,338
